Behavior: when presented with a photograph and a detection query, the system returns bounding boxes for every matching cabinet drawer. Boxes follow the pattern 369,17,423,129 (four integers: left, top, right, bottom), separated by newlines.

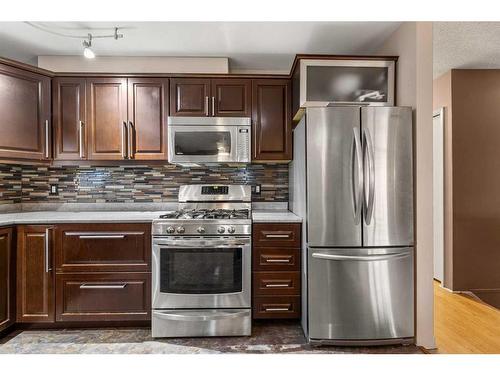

253,247,300,271
253,296,301,319
55,224,151,272
253,271,300,296
55,273,151,322
253,223,300,247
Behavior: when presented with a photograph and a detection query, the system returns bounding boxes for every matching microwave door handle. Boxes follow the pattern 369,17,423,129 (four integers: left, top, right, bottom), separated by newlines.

155,241,249,248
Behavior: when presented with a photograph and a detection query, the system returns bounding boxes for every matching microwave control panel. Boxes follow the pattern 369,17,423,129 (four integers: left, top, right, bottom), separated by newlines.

237,127,251,162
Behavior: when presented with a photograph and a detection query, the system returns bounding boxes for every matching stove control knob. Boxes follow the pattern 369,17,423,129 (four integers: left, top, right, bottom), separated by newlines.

176,226,185,234
217,226,225,234
227,226,236,234
197,226,205,234
166,226,175,234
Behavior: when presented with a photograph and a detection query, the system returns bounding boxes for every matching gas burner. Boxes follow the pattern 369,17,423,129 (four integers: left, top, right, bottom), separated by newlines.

159,208,249,220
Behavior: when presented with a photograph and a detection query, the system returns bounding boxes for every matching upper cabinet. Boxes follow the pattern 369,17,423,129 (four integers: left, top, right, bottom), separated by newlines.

211,79,251,117
252,79,292,162
170,78,251,117
53,77,169,161
53,77,86,160
292,57,397,120
86,78,128,160
127,78,169,160
0,63,51,161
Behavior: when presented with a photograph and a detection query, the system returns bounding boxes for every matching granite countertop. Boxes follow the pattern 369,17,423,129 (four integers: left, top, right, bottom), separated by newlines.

252,210,302,223
0,209,301,226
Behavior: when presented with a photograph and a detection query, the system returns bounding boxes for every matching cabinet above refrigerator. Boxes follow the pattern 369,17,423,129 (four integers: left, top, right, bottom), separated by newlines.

291,56,397,122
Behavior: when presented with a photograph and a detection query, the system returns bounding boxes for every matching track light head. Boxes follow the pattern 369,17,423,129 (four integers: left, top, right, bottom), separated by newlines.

82,34,95,59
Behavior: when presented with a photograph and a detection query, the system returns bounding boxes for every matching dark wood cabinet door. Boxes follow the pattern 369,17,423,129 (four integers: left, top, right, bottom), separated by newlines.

0,227,14,333
87,78,128,160
0,63,51,160
128,78,169,160
17,225,55,323
55,272,151,322
55,223,151,273
169,78,210,117
211,79,251,117
252,79,292,161
53,77,87,160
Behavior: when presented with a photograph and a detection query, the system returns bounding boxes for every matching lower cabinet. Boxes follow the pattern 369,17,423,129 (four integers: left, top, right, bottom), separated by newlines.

55,273,150,322
13,223,152,326
0,227,15,333
252,223,302,319
16,225,55,323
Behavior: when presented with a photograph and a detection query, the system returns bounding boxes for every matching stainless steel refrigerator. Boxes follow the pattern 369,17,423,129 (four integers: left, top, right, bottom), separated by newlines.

289,106,414,345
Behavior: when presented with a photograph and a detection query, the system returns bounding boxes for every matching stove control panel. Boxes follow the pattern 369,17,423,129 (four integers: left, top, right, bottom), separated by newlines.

152,222,251,236
201,185,228,195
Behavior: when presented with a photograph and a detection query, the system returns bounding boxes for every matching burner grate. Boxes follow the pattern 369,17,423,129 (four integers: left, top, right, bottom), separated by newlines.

159,209,249,220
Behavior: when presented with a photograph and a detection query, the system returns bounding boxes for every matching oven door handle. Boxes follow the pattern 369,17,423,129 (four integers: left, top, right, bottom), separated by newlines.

154,240,250,248
153,310,249,322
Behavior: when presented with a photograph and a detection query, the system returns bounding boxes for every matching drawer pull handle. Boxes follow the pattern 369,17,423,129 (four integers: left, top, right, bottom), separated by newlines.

265,234,290,238
79,284,127,289
79,235,126,239
265,259,290,263
265,307,290,312
265,284,290,288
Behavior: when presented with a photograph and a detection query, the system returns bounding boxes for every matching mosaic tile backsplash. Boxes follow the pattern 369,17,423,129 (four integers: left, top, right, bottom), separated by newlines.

0,163,288,204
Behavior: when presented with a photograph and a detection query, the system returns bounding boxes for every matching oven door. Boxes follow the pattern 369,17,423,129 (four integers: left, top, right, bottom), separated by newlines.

168,125,242,164
152,237,251,309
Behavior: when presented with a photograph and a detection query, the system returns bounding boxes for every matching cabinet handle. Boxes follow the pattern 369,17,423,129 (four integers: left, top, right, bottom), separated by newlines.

78,235,126,239
265,283,290,288
128,121,134,159
265,259,291,263
45,228,51,273
265,234,290,238
265,307,290,312
122,121,128,159
45,120,50,158
79,121,85,159
211,96,215,116
79,284,127,289
205,96,209,116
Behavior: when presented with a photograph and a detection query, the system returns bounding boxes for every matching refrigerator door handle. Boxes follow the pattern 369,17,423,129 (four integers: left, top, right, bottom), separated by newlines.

363,127,375,225
351,127,363,224
311,252,411,262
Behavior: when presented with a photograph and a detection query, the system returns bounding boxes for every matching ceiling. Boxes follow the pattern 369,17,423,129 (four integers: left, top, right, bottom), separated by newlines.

0,22,401,73
434,22,500,78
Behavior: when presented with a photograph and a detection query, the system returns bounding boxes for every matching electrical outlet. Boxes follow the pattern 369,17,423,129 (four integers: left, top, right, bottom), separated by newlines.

49,184,58,195
253,184,261,195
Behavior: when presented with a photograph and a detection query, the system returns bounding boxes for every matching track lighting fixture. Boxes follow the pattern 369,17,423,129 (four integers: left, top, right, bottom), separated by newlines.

82,34,95,59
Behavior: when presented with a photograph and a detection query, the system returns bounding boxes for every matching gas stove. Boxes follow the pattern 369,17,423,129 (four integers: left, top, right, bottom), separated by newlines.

152,184,252,236
152,184,252,338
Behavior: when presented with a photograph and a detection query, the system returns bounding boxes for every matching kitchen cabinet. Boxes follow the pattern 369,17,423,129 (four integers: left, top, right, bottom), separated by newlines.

127,78,169,160
252,79,292,161
55,77,168,161
55,272,150,322
0,228,14,334
211,79,251,117
53,77,87,160
86,78,128,160
252,223,301,319
53,223,152,323
16,225,55,323
170,78,251,117
54,223,151,273
0,63,51,161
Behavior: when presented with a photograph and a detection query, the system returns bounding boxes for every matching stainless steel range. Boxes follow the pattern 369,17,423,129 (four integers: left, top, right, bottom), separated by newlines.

151,184,252,338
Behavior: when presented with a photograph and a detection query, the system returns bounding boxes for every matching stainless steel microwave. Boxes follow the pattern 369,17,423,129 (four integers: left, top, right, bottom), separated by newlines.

167,117,251,164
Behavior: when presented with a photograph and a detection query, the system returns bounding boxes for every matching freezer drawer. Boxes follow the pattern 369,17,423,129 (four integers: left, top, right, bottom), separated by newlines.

308,247,414,342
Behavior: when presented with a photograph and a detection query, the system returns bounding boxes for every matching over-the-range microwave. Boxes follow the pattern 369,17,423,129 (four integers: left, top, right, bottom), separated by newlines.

167,117,251,165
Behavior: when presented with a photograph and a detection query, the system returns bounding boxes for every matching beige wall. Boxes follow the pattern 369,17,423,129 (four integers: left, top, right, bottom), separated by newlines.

377,22,436,349
38,56,229,74
433,72,453,289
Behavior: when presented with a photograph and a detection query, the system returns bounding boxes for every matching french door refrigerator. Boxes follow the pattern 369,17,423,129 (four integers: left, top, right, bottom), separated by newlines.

289,106,414,345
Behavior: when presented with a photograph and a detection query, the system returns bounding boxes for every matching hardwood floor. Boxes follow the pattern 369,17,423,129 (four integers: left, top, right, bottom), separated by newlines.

434,280,500,354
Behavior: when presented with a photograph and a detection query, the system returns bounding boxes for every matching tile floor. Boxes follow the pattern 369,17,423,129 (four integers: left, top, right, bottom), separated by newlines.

0,321,423,354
